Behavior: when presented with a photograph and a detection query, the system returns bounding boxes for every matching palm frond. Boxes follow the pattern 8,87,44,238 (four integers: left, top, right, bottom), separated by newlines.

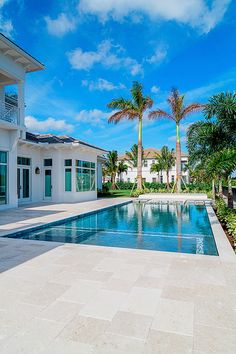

181,103,204,119
148,109,173,120
108,109,138,124
107,98,134,110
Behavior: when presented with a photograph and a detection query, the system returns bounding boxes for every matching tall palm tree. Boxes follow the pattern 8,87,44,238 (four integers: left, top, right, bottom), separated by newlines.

117,160,128,182
151,146,175,190
108,82,153,190
105,150,118,190
149,88,203,192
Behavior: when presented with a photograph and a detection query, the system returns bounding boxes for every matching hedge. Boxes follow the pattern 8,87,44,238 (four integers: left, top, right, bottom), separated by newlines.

215,198,236,249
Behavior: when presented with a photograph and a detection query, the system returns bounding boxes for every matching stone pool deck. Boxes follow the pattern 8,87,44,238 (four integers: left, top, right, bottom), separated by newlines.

0,199,236,353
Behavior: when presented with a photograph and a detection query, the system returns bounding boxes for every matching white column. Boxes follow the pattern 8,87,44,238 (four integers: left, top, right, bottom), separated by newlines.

0,85,5,117
17,80,25,126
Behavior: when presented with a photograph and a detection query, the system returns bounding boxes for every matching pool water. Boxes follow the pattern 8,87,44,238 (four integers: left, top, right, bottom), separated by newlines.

6,202,218,255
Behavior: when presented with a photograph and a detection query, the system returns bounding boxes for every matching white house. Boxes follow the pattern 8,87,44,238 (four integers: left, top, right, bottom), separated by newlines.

118,148,189,184
0,33,106,209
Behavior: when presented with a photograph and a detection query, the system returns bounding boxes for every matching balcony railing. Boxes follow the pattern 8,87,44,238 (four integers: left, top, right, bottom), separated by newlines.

0,101,20,125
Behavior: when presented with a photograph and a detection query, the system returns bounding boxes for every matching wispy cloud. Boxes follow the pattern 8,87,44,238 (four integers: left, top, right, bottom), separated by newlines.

147,47,167,65
78,0,231,33
67,39,143,75
76,109,114,126
45,13,77,37
25,116,74,134
82,78,125,91
0,0,13,37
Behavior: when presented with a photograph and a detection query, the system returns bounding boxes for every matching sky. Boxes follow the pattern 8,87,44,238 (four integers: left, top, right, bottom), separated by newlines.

0,0,236,153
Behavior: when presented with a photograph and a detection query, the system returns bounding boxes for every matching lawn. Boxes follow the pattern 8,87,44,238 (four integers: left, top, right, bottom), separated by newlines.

99,190,132,198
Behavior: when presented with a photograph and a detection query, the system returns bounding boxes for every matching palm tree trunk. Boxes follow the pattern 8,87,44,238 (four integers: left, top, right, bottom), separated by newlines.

137,116,143,190
212,178,216,203
176,122,182,193
111,173,116,190
219,178,223,198
228,176,233,209
166,170,170,191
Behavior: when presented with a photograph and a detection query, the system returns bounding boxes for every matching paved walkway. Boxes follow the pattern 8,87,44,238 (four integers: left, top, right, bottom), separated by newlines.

0,199,236,353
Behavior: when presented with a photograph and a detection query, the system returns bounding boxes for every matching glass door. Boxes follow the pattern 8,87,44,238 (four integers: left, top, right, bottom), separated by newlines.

45,169,52,198
17,167,31,202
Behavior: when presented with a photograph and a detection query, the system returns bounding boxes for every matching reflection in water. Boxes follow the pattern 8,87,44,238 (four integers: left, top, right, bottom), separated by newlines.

8,202,218,255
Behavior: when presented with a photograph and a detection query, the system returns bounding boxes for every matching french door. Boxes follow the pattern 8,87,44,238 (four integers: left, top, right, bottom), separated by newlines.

17,167,31,202
44,169,52,199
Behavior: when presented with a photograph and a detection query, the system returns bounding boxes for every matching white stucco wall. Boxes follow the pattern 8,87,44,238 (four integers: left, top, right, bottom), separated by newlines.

17,143,100,204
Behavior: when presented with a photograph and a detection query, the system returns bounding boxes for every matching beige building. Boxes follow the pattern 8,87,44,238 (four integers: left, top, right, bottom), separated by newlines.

118,148,189,184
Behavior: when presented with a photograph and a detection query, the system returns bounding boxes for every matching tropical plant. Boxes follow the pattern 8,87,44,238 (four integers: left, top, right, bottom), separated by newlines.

149,88,203,192
107,81,153,189
151,146,175,191
105,150,118,190
204,92,236,146
117,160,128,182
125,144,144,168
150,160,163,183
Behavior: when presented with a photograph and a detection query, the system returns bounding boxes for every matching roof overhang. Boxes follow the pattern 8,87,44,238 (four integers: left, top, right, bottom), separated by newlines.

0,33,44,73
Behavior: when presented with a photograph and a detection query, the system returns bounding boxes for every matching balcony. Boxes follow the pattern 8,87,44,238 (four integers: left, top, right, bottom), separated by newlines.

0,96,20,126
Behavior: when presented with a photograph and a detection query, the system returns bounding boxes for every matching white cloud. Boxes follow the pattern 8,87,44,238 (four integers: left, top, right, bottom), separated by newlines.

25,116,74,134
68,39,143,75
45,13,77,37
82,78,125,91
78,0,231,33
0,1,13,37
76,109,113,126
147,47,167,64
151,85,160,94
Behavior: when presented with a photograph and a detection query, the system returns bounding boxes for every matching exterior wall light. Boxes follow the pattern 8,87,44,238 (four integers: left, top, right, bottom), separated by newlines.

35,167,40,174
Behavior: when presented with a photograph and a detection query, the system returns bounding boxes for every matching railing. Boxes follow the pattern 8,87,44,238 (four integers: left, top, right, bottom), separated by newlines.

0,101,20,125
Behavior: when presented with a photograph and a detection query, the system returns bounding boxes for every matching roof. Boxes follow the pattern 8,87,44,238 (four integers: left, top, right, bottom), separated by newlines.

119,147,188,160
0,33,44,72
25,132,107,152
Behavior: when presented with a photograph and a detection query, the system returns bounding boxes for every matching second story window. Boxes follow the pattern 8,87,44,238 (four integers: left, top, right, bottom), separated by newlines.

143,160,148,167
44,159,52,167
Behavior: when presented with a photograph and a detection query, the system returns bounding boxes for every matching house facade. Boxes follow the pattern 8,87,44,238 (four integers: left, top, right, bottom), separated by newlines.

118,148,189,184
0,33,106,210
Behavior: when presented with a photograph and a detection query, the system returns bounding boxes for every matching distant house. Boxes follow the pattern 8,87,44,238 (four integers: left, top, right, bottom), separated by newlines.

0,33,106,209
118,148,189,184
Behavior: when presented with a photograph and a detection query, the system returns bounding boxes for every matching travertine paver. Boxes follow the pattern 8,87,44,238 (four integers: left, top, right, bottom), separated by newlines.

0,199,235,353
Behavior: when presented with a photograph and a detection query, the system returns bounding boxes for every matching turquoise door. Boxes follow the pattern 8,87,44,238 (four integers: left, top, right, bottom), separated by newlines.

45,170,52,198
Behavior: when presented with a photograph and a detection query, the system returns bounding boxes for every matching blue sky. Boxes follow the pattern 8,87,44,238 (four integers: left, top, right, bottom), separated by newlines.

1,0,236,153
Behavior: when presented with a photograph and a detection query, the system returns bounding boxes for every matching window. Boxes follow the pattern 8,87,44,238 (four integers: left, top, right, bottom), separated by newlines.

76,160,96,192
181,161,187,171
152,160,155,164
152,178,157,183
171,175,175,183
44,159,52,167
65,168,72,191
142,178,146,183
0,151,7,205
17,157,30,166
143,160,148,167
160,175,163,183
127,178,130,183
64,159,72,166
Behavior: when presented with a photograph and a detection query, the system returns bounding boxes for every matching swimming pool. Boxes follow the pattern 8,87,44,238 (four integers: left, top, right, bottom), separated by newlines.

5,202,218,255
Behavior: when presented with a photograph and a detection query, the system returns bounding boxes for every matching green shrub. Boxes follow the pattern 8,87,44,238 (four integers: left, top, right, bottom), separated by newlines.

215,198,236,248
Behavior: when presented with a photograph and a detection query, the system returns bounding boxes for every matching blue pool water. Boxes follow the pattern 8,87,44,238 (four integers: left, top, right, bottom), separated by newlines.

6,202,218,255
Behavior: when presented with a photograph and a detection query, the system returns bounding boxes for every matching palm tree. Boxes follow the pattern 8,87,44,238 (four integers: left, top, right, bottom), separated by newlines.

125,144,140,168
151,146,175,190
150,160,163,183
117,160,128,182
149,88,203,192
105,150,118,190
108,82,153,189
